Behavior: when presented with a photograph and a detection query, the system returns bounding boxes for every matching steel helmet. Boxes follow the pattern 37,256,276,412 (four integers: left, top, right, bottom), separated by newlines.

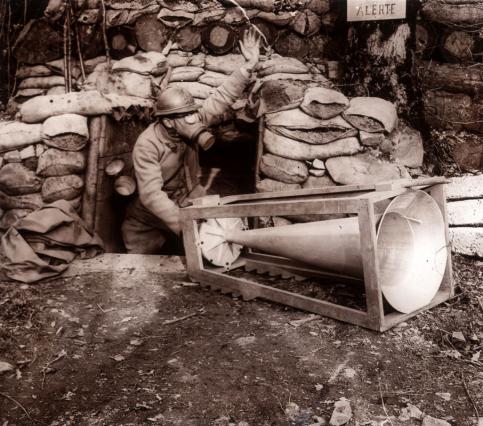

154,86,200,117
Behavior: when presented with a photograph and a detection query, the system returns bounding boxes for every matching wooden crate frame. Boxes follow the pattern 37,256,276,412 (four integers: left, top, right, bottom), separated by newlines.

180,181,453,332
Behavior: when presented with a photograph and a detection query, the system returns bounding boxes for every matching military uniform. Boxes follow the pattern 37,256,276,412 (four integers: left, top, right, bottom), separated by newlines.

122,69,251,254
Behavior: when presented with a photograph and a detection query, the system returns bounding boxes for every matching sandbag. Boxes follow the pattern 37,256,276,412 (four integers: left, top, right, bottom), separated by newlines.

18,76,67,90
300,87,350,119
0,121,43,152
110,71,157,98
266,108,354,130
166,51,192,68
256,55,309,77
41,175,84,203
16,65,52,79
343,97,397,133
254,79,308,116
18,91,153,123
260,153,308,184
198,71,227,87
168,82,214,99
47,86,66,95
15,88,47,98
170,66,204,82
37,148,86,177
0,163,42,195
0,209,32,230
42,114,89,151
325,153,410,185
256,178,301,193
112,51,167,76
157,8,195,28
302,174,336,189
268,125,358,145
260,73,330,84
82,62,111,92
205,54,246,75
264,128,361,161
0,191,43,211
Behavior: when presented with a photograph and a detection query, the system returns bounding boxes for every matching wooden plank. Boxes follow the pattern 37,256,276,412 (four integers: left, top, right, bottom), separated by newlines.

243,252,363,283
181,218,204,274
191,269,374,329
357,199,384,329
381,289,452,331
182,197,366,220
426,184,454,295
81,115,104,231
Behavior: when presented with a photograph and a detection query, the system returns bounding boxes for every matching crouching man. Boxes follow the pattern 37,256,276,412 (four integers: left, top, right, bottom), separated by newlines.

122,29,261,254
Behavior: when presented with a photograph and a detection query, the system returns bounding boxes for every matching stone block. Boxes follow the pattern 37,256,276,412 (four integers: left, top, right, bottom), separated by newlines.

447,199,483,226
446,174,483,199
449,227,483,257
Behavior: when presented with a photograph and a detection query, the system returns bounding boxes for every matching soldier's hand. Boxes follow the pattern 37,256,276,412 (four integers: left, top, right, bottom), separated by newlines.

239,27,261,72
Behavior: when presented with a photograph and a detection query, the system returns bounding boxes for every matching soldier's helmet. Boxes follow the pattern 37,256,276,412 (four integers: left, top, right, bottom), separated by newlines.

154,86,200,117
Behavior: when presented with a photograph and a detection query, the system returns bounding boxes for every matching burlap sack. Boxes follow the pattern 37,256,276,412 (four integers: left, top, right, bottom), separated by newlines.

263,128,361,161
112,51,167,76
260,153,308,184
205,54,245,75
0,208,32,230
198,71,227,87
16,64,52,79
260,73,330,84
166,51,192,68
19,76,67,90
256,178,301,193
0,191,43,210
169,82,214,99
256,55,309,77
267,124,358,145
0,163,42,195
16,88,47,98
255,80,308,116
170,66,204,82
300,87,350,119
42,114,89,151
41,174,84,203
266,109,354,132
37,148,86,177
110,71,156,98
0,121,43,153
343,97,397,133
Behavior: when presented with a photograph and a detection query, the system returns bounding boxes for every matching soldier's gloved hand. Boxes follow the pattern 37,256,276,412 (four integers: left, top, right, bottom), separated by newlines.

239,27,261,73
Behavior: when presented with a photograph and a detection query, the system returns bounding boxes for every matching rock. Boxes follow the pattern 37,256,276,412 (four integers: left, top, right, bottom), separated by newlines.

391,124,424,167
3,150,22,163
329,398,352,425
312,159,326,169
19,145,35,160
309,169,326,177
435,392,451,401
0,361,14,374
326,153,410,185
273,216,293,227
421,415,451,426
452,331,466,342
285,402,301,420
359,131,385,147
35,143,46,157
449,227,483,257
399,403,423,421
234,336,256,347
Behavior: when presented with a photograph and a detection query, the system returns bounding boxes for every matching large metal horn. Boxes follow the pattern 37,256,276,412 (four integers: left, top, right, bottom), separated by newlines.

198,190,447,314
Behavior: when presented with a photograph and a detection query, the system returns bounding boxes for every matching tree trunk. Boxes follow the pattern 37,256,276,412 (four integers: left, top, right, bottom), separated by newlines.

134,14,171,53
202,23,237,55
441,30,480,63
274,31,309,59
422,0,483,26
175,25,202,52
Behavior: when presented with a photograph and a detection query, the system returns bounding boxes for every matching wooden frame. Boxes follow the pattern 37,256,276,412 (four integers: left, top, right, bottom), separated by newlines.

180,180,453,332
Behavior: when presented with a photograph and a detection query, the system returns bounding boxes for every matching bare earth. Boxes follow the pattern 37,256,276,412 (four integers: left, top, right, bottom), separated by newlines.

0,254,482,426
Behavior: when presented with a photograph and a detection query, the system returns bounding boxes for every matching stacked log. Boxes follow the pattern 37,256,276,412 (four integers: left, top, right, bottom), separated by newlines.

418,0,483,174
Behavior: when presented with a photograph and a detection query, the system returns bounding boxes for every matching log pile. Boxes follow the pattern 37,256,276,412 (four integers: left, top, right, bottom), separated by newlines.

417,0,483,174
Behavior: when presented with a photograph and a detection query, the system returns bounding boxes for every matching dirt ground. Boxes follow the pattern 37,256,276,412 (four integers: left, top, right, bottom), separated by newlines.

0,254,482,426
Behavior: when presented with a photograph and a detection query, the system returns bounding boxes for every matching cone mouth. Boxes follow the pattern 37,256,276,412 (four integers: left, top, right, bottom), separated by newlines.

376,190,448,314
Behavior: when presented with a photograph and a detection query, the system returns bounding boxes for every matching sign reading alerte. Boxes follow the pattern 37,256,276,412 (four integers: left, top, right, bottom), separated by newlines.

347,0,406,21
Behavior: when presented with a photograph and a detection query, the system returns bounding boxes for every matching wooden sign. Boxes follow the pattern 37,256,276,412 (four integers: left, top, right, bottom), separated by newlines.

347,0,406,21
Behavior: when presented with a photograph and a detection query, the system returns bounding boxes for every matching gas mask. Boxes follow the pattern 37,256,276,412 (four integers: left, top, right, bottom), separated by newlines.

170,113,215,151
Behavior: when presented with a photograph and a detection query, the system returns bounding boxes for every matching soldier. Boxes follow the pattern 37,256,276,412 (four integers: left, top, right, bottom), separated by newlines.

121,29,261,254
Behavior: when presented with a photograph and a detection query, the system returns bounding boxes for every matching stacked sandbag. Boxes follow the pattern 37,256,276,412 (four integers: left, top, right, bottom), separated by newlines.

256,85,418,219
0,113,90,231
417,0,483,173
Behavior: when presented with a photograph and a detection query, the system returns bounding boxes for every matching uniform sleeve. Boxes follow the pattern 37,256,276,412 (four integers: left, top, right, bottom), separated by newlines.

132,138,181,235
200,68,252,128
